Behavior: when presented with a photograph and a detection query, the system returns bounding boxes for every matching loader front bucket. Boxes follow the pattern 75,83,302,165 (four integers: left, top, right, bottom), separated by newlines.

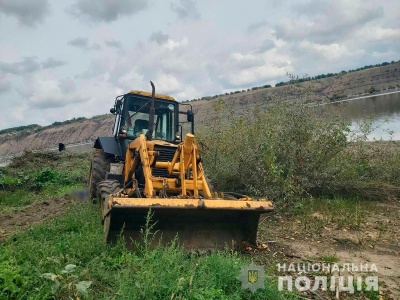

102,197,273,251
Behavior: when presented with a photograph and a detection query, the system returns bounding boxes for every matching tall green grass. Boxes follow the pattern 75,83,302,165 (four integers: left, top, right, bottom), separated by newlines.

0,151,90,211
0,203,299,299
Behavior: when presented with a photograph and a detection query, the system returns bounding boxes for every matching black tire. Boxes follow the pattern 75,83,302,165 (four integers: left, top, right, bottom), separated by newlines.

89,151,114,200
97,180,121,214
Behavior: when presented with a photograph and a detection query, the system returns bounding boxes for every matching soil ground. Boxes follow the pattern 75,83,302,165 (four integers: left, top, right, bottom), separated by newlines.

255,200,400,300
0,197,71,240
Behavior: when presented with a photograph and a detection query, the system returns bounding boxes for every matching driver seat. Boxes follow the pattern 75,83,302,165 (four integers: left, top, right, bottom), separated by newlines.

134,119,149,136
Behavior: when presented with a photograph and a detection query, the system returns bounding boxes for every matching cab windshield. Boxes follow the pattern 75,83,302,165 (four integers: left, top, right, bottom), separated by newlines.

124,97,176,141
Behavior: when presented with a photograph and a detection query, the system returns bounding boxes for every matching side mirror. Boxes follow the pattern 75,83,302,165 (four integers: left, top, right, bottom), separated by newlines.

110,107,116,114
187,110,194,122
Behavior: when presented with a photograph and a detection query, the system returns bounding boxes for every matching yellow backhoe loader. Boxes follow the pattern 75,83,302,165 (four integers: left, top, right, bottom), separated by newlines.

89,82,273,251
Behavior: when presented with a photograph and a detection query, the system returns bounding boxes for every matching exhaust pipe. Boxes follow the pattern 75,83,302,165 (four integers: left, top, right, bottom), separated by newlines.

146,81,155,141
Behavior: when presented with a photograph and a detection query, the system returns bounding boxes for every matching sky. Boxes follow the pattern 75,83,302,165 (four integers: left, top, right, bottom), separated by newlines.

0,0,399,130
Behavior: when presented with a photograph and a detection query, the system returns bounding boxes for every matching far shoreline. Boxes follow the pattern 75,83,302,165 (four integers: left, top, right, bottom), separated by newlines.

312,89,400,107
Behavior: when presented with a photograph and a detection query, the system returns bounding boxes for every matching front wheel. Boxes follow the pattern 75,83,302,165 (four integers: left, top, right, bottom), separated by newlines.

89,151,114,200
97,180,121,214
97,180,122,244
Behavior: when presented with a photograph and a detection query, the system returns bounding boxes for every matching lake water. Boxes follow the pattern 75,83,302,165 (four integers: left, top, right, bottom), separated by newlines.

323,91,400,141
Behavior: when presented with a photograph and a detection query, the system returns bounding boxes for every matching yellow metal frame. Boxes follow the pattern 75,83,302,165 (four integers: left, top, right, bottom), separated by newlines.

102,133,274,224
129,90,175,101
124,133,212,198
104,197,273,212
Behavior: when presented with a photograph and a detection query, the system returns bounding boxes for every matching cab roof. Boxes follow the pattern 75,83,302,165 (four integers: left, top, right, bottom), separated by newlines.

128,90,175,101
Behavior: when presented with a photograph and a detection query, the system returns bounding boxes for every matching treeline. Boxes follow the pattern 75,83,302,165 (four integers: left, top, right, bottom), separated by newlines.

0,124,41,135
48,117,87,127
0,118,88,136
183,59,400,103
182,85,272,103
0,114,110,137
0,116,91,135
275,60,399,87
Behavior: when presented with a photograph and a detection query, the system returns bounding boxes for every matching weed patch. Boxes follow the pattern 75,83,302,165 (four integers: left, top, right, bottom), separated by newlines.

0,202,300,299
0,151,90,210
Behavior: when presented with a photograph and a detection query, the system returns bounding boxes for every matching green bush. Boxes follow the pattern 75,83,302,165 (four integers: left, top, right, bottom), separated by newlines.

33,168,72,190
197,99,399,203
0,259,28,299
0,168,72,191
0,152,90,193
367,86,377,94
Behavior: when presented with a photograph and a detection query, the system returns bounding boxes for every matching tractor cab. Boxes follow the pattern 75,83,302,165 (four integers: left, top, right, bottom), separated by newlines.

107,84,194,160
116,91,178,142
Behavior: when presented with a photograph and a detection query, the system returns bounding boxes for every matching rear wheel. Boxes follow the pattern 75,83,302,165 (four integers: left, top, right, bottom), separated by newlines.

89,151,114,200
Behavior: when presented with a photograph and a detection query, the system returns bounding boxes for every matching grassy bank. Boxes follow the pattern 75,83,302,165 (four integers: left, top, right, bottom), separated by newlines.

0,152,298,299
0,200,298,299
0,151,90,213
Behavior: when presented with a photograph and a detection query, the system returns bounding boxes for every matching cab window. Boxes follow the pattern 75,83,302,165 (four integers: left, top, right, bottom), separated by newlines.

124,97,176,141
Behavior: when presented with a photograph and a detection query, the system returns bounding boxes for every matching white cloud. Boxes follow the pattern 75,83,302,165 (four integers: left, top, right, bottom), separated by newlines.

0,0,49,26
171,0,201,20
0,75,11,94
58,78,76,94
371,27,400,41
149,31,170,45
70,0,149,22
117,69,145,91
42,58,67,69
275,0,384,44
0,57,41,75
219,49,293,87
298,41,365,62
105,40,122,49
154,73,181,94
164,37,188,50
68,37,101,51
229,53,264,69
22,77,85,109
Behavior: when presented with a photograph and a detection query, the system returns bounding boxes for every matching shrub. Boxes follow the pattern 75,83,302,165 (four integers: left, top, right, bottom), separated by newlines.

367,86,377,94
197,98,399,203
33,168,72,190
1,152,90,192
